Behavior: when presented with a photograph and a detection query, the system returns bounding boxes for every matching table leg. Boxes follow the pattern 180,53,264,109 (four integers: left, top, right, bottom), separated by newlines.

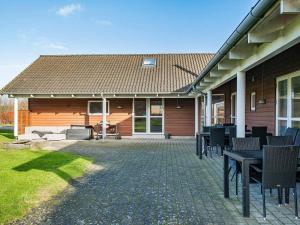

224,154,229,198
242,161,250,217
199,134,203,159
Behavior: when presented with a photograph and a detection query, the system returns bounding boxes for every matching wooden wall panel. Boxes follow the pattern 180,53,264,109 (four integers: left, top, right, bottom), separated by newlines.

245,42,300,134
165,98,195,136
29,98,133,136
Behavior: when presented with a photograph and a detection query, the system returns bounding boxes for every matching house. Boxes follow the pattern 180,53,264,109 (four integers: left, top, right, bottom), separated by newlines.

0,53,213,138
188,0,300,138
1,0,300,140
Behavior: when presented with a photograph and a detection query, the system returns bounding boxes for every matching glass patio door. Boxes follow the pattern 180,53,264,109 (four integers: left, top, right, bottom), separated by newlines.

133,99,164,134
276,72,300,135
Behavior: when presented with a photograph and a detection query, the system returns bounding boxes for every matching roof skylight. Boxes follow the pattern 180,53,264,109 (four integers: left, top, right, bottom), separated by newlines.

143,58,156,67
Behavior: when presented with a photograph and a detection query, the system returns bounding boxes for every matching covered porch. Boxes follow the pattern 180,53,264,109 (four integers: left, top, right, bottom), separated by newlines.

13,96,199,140
190,0,300,138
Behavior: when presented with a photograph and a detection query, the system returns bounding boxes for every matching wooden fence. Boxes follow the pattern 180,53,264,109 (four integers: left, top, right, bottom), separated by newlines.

18,110,30,135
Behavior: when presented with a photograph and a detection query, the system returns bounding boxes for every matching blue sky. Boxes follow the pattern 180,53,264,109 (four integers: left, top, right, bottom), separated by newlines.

0,0,258,89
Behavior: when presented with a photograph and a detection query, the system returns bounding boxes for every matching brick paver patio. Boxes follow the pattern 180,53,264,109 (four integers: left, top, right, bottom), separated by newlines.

11,140,300,225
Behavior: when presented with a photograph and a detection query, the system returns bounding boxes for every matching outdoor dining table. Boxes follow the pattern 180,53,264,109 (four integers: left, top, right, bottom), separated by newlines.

196,131,252,159
223,150,262,217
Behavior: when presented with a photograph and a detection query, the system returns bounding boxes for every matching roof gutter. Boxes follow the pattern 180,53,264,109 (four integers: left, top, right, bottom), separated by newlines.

187,0,278,94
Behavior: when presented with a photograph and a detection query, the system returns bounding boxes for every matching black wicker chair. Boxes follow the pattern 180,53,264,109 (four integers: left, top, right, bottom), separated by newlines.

228,126,236,149
223,123,235,127
250,145,299,219
252,126,268,147
284,128,299,143
207,127,225,157
202,126,211,132
231,137,260,195
266,136,294,146
295,131,300,146
232,137,260,151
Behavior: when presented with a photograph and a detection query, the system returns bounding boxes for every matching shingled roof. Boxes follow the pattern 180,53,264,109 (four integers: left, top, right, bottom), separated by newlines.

1,53,214,95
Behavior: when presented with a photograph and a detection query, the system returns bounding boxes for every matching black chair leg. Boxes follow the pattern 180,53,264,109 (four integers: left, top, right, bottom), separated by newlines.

285,188,290,204
278,187,283,206
294,187,298,219
263,188,266,219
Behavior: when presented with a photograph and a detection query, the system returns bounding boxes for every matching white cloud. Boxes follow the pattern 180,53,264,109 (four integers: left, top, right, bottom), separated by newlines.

34,40,69,50
93,19,112,26
57,3,82,17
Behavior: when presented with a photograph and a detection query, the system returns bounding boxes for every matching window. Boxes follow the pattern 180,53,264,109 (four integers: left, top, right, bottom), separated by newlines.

212,94,225,125
143,58,156,67
134,99,147,132
231,93,236,124
250,92,256,111
150,99,163,132
88,101,109,115
133,98,164,134
276,72,300,135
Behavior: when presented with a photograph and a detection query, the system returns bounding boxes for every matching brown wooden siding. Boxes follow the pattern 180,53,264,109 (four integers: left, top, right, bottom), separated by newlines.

29,98,133,136
245,42,300,134
165,98,195,136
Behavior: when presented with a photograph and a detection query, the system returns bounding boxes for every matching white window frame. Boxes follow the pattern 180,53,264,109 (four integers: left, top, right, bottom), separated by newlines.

231,92,237,124
276,70,300,135
250,92,256,111
132,98,164,134
87,100,109,115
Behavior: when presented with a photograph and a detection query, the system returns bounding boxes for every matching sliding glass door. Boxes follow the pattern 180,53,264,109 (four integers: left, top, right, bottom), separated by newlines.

133,99,164,134
276,72,300,135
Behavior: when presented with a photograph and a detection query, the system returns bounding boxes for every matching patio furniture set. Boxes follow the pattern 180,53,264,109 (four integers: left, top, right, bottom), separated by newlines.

196,126,300,219
17,122,120,141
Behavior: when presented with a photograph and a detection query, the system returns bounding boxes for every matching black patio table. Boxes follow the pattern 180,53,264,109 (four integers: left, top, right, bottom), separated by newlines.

223,150,262,217
196,131,252,159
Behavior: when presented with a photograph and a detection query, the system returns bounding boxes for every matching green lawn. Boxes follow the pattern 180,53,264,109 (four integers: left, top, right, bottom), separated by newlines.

0,128,14,143
0,143,93,224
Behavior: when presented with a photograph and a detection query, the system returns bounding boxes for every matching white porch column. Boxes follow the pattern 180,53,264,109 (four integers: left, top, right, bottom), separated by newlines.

195,96,199,136
206,90,212,126
102,98,107,139
236,71,246,137
14,98,18,137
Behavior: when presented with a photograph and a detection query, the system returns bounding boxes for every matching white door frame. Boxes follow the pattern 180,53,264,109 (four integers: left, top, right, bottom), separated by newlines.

132,98,165,135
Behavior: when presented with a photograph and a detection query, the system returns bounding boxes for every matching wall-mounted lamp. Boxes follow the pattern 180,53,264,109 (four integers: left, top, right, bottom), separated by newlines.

117,105,123,109
258,99,266,104
176,98,182,109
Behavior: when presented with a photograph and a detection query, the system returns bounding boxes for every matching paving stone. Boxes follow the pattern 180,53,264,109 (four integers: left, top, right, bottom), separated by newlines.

8,139,300,225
